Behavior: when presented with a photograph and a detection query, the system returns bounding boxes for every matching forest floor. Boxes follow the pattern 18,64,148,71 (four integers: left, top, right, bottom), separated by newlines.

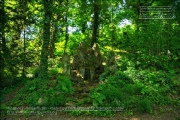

2,79,180,120
4,108,180,120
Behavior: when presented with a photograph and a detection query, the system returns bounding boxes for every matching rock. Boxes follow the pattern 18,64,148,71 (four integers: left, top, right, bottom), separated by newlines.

38,98,43,105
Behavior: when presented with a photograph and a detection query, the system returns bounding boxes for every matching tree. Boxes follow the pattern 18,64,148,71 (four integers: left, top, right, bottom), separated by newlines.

38,0,52,79
0,0,6,86
64,0,69,54
50,0,63,58
91,0,100,47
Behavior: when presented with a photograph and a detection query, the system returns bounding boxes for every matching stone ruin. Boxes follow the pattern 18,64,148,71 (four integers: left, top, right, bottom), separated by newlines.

60,42,118,82
71,42,104,81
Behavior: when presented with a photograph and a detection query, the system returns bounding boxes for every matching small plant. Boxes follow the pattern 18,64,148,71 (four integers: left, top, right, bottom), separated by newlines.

57,75,74,94
89,92,105,107
138,98,152,113
70,110,82,116
124,110,134,116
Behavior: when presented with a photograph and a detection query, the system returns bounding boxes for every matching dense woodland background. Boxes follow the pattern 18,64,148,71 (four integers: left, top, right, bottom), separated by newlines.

0,0,180,119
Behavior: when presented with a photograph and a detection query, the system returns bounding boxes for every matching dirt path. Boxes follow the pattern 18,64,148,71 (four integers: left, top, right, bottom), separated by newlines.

4,109,180,120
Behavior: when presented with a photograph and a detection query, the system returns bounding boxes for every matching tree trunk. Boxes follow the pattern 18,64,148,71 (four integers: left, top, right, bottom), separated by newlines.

1,0,6,54
85,0,100,81
64,0,69,54
50,26,55,58
0,0,6,81
82,21,90,80
22,28,26,77
82,21,86,34
91,0,99,47
38,0,52,80
50,0,63,58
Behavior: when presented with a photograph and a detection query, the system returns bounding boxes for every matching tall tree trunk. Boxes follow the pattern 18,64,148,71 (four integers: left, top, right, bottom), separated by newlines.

80,0,87,34
82,21,86,34
50,0,63,58
50,23,57,58
64,0,69,54
22,28,26,76
91,0,99,47
38,0,52,79
166,19,171,68
85,0,100,80
81,12,90,80
0,0,6,81
1,0,6,54
111,2,115,51
83,0,99,80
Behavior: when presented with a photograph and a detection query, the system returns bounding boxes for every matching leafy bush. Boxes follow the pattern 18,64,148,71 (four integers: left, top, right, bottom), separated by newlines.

99,70,132,87
89,82,123,107
11,74,73,107
101,84,123,103
48,68,59,79
123,96,139,109
56,75,74,93
138,98,152,113
89,66,179,114
122,84,135,95
89,92,105,107
90,70,131,107
44,94,66,107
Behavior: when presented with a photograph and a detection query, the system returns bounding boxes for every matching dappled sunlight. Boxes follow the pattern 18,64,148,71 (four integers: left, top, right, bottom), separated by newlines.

1,0,180,119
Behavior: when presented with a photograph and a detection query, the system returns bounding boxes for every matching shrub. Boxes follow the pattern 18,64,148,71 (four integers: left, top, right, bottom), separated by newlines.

89,92,106,107
90,71,127,107
48,69,59,79
100,84,123,106
90,66,178,113
11,74,73,107
122,84,135,95
138,98,152,113
99,70,132,87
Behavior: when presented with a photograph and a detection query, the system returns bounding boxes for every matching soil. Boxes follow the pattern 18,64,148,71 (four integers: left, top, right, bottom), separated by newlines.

3,109,180,120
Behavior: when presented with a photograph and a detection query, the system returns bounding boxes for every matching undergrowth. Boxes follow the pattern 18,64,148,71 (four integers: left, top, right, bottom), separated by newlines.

1,66,180,117
0,70,74,117
88,67,180,114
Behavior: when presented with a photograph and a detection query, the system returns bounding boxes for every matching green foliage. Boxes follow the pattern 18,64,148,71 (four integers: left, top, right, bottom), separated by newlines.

44,94,66,107
9,74,73,107
123,110,134,116
100,84,123,105
138,98,152,113
0,86,16,101
70,110,82,116
89,83,123,107
48,68,59,79
88,110,113,117
90,70,129,107
1,0,180,117
122,84,135,95
89,92,105,107
0,104,7,118
57,75,74,93
89,66,180,114
99,69,132,87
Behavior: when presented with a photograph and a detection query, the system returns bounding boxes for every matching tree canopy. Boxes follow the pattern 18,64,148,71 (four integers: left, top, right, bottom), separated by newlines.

0,0,180,119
